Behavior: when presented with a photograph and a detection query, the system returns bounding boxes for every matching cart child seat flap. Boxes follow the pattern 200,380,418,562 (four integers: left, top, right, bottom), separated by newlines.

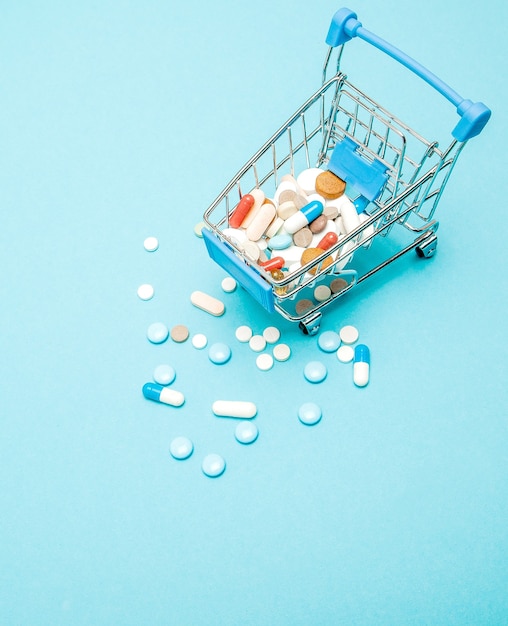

328,136,389,202
202,227,275,313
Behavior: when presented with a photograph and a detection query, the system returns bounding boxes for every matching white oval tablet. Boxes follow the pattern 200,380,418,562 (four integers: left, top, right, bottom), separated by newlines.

143,236,159,252
190,290,225,316
246,203,276,241
212,400,257,419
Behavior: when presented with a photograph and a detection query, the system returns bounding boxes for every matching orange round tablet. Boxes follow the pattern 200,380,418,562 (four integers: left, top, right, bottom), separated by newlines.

315,170,346,199
300,247,334,275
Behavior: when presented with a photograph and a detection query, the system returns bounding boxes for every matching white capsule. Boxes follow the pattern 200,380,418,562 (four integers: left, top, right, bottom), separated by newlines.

353,344,370,387
335,195,361,234
212,400,257,419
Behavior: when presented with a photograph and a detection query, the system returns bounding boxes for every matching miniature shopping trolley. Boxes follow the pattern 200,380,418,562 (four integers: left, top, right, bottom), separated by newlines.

202,7,491,335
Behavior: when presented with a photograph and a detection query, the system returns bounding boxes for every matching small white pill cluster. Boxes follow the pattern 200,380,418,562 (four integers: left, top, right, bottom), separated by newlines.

221,167,375,291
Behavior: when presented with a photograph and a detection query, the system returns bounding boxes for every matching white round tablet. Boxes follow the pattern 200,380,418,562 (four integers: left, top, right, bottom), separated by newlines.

143,236,159,252
314,285,331,302
256,353,274,371
273,343,291,361
337,344,354,363
221,276,237,293
262,326,281,344
249,335,267,352
191,333,208,349
137,283,154,300
235,325,253,342
339,325,359,344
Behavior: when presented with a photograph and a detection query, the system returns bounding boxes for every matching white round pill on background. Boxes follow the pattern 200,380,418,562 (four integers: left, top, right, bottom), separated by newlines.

249,335,267,352
256,353,274,371
340,325,359,344
304,361,327,383
147,322,169,344
337,344,355,363
235,325,253,343
143,236,159,252
221,276,237,293
137,284,154,301
153,364,176,385
169,436,194,460
298,402,322,426
202,453,226,478
194,222,206,237
235,421,259,445
262,326,281,344
273,343,291,361
191,333,208,349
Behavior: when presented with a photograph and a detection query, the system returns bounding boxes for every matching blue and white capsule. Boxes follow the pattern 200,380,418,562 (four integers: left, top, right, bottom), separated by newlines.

353,344,370,387
283,200,324,234
142,382,185,407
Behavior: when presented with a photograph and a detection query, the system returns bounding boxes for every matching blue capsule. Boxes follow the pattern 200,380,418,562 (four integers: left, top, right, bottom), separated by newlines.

353,344,370,387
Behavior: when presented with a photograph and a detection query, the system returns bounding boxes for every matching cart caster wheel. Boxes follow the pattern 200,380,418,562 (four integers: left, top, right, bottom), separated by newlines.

299,312,322,336
416,233,438,258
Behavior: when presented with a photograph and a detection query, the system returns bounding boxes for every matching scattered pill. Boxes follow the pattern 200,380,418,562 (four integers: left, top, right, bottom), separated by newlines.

309,213,328,234
212,400,257,419
304,361,327,383
263,326,281,344
339,325,359,344
202,453,226,478
316,231,339,250
170,324,189,343
235,421,259,444
143,236,159,252
292,226,313,248
147,322,169,344
153,364,176,385
298,402,322,425
314,284,332,302
296,167,324,194
256,353,274,371
208,342,232,365
259,256,285,272
246,202,276,241
249,334,267,352
277,200,298,220
170,436,194,460
191,333,208,349
242,240,261,262
194,222,206,237
284,200,324,235
190,290,225,316
142,382,185,407
317,330,341,352
235,325,253,342
268,232,293,250
229,193,255,228
137,283,154,301
337,344,354,363
221,276,237,293
315,170,346,199
353,344,370,387
273,343,291,361
295,299,314,315
330,277,348,293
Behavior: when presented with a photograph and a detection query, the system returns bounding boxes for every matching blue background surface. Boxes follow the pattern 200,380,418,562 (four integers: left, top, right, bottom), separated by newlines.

1,1,507,624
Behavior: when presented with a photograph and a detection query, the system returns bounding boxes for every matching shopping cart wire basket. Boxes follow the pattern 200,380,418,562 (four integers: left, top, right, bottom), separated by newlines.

202,7,491,334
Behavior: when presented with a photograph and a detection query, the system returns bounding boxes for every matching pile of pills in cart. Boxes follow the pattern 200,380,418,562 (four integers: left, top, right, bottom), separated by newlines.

219,166,375,294
137,234,370,479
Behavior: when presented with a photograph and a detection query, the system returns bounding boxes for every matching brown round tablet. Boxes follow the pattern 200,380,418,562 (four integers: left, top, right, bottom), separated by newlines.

315,170,346,199
292,227,313,248
170,324,189,343
309,214,327,234
330,277,348,293
295,298,314,315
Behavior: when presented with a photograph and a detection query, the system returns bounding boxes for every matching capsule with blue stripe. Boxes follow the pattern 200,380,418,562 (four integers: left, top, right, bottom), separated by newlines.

143,382,185,407
353,344,370,387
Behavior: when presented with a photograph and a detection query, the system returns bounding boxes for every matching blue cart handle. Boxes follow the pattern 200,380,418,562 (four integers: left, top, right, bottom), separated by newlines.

326,8,491,141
